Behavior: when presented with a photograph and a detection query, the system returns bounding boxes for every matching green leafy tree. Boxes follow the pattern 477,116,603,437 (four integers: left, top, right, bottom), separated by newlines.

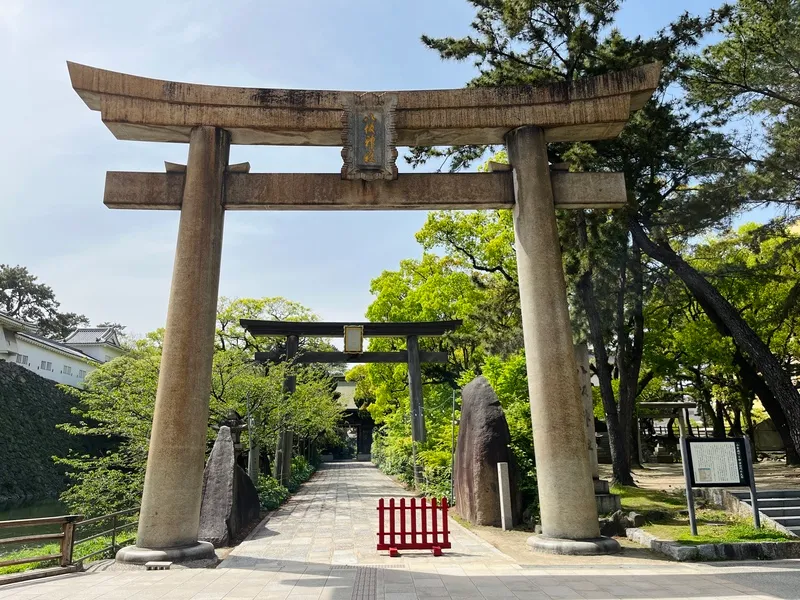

409,0,800,481
687,0,800,209
57,337,160,515
57,298,343,516
645,223,800,461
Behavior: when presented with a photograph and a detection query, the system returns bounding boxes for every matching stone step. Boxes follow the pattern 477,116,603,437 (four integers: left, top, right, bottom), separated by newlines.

766,515,800,527
594,479,610,495
740,497,800,508
733,489,800,499
759,506,800,518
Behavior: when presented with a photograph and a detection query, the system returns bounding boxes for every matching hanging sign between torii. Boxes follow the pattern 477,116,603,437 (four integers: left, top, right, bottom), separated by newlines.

341,93,398,181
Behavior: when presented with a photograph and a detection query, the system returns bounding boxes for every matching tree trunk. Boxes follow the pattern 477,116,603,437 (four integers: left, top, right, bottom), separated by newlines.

742,392,755,453
630,220,800,454
690,368,724,437
577,270,634,486
576,214,634,486
729,406,743,437
714,401,727,437
618,242,646,473
733,350,800,465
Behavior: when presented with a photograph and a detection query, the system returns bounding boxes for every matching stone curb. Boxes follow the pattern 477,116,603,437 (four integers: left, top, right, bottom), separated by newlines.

625,527,800,561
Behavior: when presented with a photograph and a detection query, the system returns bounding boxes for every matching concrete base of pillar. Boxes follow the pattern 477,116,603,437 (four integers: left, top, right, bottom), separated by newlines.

116,541,216,565
527,535,621,555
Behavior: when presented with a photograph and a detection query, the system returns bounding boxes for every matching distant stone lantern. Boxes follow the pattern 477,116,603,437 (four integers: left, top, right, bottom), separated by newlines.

221,410,246,451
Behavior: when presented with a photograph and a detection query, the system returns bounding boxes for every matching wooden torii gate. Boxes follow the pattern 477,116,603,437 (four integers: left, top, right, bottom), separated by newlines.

243,319,461,488
67,61,660,562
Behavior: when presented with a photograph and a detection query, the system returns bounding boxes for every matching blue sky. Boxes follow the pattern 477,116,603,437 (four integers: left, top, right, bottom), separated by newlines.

1,0,723,337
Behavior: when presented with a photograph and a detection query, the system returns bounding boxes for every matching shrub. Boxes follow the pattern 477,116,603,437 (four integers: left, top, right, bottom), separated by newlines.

256,475,289,510
287,455,315,492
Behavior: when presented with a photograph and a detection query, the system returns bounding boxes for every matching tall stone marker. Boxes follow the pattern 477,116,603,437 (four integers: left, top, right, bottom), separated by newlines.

68,61,658,559
197,426,261,548
455,376,522,527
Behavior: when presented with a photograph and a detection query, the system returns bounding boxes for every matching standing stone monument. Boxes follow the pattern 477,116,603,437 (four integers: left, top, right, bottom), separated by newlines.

198,426,261,548
455,377,523,527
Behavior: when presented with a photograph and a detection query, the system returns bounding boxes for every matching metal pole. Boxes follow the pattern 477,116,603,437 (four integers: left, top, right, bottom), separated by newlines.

677,410,697,535
743,436,761,528
112,514,117,554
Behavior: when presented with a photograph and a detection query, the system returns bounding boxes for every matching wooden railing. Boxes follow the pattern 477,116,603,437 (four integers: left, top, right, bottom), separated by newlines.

0,507,139,583
0,514,83,570
73,507,138,563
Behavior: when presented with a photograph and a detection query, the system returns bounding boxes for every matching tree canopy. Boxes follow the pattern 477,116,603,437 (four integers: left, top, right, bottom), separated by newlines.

0,265,89,340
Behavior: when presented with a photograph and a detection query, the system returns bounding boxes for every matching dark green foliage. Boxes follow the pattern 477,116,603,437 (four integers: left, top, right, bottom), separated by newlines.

256,456,316,510
256,476,289,510
371,431,413,485
0,362,90,503
56,340,160,517
287,455,315,493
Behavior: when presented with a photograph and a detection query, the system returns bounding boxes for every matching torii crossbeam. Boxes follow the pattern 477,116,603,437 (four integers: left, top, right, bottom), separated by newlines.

67,61,660,562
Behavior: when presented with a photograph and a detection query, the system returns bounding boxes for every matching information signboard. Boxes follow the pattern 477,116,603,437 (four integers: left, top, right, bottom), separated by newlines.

685,438,750,488
679,436,759,535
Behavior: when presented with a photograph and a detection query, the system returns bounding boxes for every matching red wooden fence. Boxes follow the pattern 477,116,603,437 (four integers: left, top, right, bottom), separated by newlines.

377,497,451,556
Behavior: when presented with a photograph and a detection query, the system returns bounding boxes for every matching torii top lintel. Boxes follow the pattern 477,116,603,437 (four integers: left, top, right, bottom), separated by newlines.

67,61,660,147
240,320,462,338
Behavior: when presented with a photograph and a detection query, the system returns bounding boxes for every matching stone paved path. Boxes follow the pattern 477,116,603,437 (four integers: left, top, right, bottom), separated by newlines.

221,462,507,568
2,463,800,599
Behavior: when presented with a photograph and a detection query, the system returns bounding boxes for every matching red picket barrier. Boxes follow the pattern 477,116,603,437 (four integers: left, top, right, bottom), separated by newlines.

377,497,451,556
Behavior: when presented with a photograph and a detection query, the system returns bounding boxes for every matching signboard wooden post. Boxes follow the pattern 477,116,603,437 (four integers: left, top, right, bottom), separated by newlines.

680,436,760,535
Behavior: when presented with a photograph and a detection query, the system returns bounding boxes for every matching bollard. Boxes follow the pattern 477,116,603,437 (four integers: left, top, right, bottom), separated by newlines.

498,462,513,531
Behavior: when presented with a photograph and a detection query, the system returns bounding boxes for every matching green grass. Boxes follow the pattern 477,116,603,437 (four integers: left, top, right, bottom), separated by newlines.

0,534,134,575
611,485,792,545
610,485,686,512
644,512,791,545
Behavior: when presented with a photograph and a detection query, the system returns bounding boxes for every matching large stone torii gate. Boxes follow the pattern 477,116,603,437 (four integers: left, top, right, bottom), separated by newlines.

67,61,660,562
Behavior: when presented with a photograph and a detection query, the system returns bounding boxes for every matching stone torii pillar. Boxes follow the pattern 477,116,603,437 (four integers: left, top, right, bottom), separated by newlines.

116,127,228,563
507,126,618,554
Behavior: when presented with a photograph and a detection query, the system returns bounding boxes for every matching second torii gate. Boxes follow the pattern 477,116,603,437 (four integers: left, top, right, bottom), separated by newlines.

67,60,660,562
243,319,461,487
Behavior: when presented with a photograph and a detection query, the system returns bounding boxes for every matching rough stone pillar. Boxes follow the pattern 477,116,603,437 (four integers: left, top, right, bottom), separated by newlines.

575,342,600,480
117,126,229,564
506,126,618,554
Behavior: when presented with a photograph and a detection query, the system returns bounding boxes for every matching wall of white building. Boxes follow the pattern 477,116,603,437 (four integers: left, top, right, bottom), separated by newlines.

77,345,125,363
14,338,96,387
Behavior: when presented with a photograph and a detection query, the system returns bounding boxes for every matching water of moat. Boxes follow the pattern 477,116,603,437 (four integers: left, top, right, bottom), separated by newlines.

0,499,68,542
